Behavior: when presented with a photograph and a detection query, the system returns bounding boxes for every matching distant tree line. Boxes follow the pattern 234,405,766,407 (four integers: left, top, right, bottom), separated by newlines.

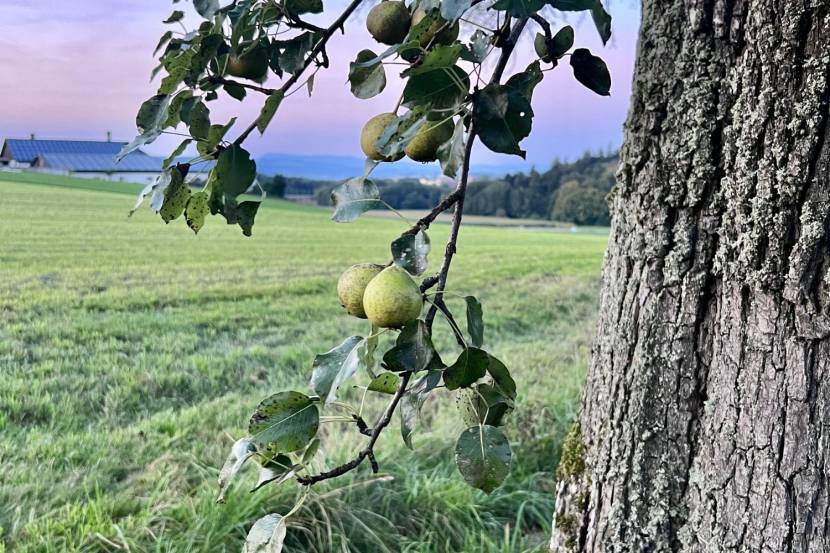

260,152,618,226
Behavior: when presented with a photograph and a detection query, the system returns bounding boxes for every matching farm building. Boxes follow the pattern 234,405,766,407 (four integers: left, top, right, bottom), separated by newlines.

0,137,213,184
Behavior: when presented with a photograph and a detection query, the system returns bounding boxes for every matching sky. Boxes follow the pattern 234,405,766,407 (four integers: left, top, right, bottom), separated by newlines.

0,0,640,170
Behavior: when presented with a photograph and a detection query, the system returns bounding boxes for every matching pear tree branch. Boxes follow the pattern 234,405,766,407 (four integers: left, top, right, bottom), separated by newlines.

294,17,530,487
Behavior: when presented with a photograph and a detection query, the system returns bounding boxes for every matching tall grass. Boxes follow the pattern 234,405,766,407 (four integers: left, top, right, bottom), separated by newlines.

0,172,605,552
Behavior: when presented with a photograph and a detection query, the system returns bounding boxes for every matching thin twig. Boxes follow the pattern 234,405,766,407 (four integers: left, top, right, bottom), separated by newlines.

208,76,278,95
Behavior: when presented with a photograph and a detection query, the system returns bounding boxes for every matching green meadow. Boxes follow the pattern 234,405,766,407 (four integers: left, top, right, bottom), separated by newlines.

0,171,607,553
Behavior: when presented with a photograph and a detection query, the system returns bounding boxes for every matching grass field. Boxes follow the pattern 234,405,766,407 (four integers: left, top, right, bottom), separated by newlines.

0,171,607,553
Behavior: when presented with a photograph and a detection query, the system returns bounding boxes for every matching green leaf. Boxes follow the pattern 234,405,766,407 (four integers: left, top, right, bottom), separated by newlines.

464,296,483,347
224,82,247,101
591,0,612,45
440,0,471,21
505,61,544,102
163,139,192,170
570,48,611,96
302,438,321,464
400,369,442,448
437,118,466,178
159,168,191,223
391,230,431,276
330,177,382,223
185,191,209,234
188,100,211,140
194,0,220,18
349,50,387,100
383,320,439,373
473,83,533,158
549,0,594,10
492,0,544,18
216,144,256,198
280,32,315,74
243,513,287,553
368,372,401,394
455,425,511,493
359,325,380,378
487,354,516,400
258,91,285,134
217,437,256,503
550,25,575,58
461,30,491,63
286,0,323,15
163,10,185,23
310,336,364,403
251,454,294,492
117,94,170,161
444,347,488,390
374,110,427,160
197,118,237,156
403,64,469,110
236,200,261,236
164,89,194,129
402,44,462,78
154,31,174,55
248,391,320,453
457,383,513,426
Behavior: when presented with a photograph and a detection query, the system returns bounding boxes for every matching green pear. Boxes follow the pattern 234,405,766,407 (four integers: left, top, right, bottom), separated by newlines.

360,113,404,161
366,1,411,45
410,8,459,47
363,265,423,328
405,119,453,162
338,263,384,318
227,41,269,81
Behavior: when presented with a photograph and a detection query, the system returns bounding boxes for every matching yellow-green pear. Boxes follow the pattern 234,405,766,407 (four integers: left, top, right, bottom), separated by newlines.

360,113,404,162
363,265,423,328
366,1,411,45
337,263,384,318
227,42,269,81
405,119,454,162
410,8,460,47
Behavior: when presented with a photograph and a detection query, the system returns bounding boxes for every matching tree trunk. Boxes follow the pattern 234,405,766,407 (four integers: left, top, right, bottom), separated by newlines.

550,0,830,551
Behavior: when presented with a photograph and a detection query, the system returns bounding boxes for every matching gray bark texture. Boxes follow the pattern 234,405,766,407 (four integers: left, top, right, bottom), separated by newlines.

550,0,830,551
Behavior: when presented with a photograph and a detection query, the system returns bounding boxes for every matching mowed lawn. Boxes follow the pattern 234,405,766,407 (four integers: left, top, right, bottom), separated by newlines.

0,172,607,553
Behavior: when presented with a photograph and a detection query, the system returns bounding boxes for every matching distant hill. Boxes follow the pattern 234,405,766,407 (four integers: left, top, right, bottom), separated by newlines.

254,152,529,180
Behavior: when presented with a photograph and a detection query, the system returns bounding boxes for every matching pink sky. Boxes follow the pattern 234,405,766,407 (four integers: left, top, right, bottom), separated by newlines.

0,0,640,168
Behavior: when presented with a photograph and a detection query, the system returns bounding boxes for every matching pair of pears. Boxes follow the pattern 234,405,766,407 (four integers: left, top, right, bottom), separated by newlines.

337,264,422,328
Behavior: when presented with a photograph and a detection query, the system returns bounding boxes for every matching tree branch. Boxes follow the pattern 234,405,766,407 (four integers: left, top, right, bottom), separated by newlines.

297,372,412,485
233,0,364,147
293,17,530,488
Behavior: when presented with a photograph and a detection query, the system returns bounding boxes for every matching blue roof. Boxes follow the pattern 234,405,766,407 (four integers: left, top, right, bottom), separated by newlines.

39,152,163,172
3,139,125,163
37,152,216,173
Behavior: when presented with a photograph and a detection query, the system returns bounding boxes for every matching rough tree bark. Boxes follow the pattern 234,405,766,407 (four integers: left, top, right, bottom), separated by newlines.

550,0,830,551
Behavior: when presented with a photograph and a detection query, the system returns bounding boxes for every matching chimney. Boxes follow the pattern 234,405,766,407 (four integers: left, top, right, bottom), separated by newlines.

106,131,112,142
30,133,35,140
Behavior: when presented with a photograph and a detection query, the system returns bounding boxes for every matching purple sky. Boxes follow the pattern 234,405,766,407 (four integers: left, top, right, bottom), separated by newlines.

0,0,640,168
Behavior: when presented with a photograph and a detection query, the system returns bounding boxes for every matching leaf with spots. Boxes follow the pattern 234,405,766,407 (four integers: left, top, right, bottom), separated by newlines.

349,49,386,99
248,391,319,454
455,425,511,493
185,191,209,234
368,372,401,394
391,230,431,276
330,177,382,223
236,201,261,237
159,169,191,223
400,369,442,449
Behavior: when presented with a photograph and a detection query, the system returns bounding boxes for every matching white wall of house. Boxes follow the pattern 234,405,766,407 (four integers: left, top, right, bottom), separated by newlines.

29,168,211,184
